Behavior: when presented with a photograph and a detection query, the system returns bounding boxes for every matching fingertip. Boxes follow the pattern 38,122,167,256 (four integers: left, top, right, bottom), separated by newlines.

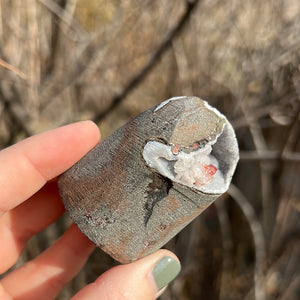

77,120,101,142
150,252,181,295
72,250,181,300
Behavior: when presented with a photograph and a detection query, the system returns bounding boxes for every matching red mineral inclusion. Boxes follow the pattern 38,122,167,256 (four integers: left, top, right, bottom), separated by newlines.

191,143,198,150
203,164,217,184
192,163,218,186
204,164,217,176
172,145,179,155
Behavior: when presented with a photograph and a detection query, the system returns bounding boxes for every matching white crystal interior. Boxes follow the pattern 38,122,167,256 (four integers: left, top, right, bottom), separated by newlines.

142,122,239,194
174,145,216,188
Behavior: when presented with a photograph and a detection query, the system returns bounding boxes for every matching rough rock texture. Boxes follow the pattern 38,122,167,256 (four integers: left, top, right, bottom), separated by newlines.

58,96,239,263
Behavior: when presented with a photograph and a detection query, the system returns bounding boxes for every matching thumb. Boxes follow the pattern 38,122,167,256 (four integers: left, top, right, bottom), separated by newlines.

72,249,181,300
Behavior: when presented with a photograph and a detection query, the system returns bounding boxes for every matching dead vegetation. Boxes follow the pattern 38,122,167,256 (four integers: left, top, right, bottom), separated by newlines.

0,0,299,299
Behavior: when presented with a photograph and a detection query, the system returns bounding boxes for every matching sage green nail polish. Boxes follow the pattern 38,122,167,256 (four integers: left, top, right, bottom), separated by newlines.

152,256,181,291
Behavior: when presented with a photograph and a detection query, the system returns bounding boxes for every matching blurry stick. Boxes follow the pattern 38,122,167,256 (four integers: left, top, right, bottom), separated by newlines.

280,108,300,156
3,1,23,65
26,0,40,120
239,150,300,162
231,104,276,129
14,2,23,67
64,0,77,21
39,0,85,38
240,102,274,245
162,2,194,95
215,195,233,299
228,184,266,300
39,0,75,26
171,36,193,95
279,73,300,156
0,58,27,80
0,89,33,142
0,0,3,39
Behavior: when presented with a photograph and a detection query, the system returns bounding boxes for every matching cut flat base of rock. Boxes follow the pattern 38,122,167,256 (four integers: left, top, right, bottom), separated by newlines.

58,96,239,263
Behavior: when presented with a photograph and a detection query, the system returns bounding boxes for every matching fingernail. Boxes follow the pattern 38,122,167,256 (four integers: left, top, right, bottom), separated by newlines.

152,256,181,291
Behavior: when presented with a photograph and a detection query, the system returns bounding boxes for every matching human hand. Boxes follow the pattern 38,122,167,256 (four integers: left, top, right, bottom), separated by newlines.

0,121,181,300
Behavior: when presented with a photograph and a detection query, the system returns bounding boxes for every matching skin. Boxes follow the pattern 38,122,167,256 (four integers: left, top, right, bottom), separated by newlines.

0,121,179,300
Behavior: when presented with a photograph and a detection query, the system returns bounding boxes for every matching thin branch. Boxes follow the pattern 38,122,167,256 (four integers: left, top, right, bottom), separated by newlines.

239,99,274,245
41,0,69,80
0,1,3,43
228,184,266,300
93,0,201,123
0,57,27,79
0,88,33,142
231,104,278,129
39,0,73,26
239,150,300,162
215,196,234,299
162,2,194,95
38,0,86,38
280,108,300,156
26,0,40,121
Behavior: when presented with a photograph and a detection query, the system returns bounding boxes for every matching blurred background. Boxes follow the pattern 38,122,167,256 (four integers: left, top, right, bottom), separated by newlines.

0,0,299,299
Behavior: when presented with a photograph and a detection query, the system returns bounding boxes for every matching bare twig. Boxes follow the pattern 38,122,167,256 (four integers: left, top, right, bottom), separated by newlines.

162,1,194,95
239,150,300,162
229,184,266,300
93,0,201,123
0,58,27,79
280,108,300,156
239,99,274,245
0,89,33,142
171,36,194,95
215,196,234,299
39,0,86,38
39,0,73,26
26,0,40,120
231,104,278,129
0,1,3,39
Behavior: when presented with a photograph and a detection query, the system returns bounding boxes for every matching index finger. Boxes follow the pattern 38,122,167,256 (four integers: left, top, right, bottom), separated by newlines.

0,121,100,216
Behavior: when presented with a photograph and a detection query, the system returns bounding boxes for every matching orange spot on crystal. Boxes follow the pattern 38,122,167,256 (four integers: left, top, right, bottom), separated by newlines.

172,145,179,155
204,164,217,176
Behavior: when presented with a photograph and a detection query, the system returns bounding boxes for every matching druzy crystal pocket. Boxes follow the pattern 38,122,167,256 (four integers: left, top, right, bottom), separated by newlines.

58,96,239,263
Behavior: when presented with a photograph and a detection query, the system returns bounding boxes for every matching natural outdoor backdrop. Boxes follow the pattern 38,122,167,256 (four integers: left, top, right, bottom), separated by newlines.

0,0,299,299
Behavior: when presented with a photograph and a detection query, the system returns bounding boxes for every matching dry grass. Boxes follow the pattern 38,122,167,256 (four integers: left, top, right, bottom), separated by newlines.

0,0,299,299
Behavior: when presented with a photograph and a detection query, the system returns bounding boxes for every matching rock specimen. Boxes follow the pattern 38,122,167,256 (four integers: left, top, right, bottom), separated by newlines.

58,96,239,263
